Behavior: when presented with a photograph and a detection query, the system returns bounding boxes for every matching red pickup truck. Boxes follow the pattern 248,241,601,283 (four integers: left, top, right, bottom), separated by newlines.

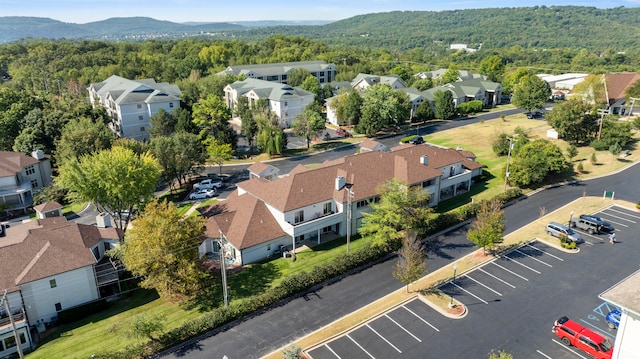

552,316,613,359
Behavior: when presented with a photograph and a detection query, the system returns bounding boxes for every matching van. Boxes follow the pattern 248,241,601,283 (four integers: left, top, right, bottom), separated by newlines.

546,222,583,243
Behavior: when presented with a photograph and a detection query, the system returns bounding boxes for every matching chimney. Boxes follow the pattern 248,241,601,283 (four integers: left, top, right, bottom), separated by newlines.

32,149,45,160
96,212,112,228
420,155,429,166
335,176,346,191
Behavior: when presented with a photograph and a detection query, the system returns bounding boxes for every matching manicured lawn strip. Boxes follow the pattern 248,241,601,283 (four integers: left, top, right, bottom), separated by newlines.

175,202,194,217
27,290,202,359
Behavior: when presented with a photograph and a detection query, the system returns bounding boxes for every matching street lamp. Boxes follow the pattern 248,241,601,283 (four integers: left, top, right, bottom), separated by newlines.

342,183,354,254
450,264,458,308
218,230,229,307
503,137,515,191
569,210,574,226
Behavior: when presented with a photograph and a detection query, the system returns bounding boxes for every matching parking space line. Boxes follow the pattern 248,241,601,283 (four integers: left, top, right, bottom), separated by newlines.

536,350,552,358
324,344,341,358
402,306,439,332
604,209,638,223
491,261,529,281
347,334,376,359
384,314,422,342
478,268,516,288
514,249,553,267
594,302,618,317
525,244,564,261
366,324,402,353
502,256,542,274
464,274,502,296
578,319,615,340
552,339,588,359
451,282,489,304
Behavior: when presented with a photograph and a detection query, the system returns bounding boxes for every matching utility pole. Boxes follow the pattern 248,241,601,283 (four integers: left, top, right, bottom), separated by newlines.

597,109,609,141
217,231,229,307
344,184,354,254
503,137,515,191
1,290,25,359
628,97,639,117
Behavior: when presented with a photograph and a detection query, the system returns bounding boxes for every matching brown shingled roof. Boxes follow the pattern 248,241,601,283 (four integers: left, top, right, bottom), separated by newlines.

605,72,640,103
33,201,63,213
0,151,40,177
204,192,286,250
0,218,122,292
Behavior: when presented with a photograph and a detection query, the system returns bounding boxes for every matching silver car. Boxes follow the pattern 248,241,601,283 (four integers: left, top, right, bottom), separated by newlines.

189,188,217,200
546,221,583,243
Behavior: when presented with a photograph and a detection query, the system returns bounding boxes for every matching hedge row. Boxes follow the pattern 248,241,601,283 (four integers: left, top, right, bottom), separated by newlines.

93,187,524,359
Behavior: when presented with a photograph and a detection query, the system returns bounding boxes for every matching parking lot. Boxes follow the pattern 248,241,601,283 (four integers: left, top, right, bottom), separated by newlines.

306,205,640,358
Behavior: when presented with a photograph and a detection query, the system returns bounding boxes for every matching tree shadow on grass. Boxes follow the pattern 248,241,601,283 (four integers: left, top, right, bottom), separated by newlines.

182,261,281,312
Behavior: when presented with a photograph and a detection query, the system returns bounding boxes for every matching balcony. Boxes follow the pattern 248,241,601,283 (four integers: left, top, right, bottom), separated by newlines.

287,211,342,237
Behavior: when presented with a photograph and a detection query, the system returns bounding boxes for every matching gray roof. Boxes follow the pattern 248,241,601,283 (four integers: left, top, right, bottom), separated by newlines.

351,73,406,88
218,60,335,77
228,78,314,101
89,75,181,106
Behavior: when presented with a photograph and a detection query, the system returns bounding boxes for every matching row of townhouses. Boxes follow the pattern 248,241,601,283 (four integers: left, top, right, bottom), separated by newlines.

198,140,483,266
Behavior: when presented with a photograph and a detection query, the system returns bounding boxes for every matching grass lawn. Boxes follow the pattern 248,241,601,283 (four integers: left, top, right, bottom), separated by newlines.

27,290,203,359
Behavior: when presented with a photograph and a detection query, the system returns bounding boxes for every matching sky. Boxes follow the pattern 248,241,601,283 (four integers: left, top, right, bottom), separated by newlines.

2,0,640,24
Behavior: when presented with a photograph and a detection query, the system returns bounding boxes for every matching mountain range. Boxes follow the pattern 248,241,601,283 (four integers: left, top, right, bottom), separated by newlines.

0,16,331,44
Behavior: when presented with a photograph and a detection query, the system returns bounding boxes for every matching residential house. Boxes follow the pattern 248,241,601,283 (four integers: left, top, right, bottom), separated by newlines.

0,150,52,214
0,215,122,357
199,142,482,266
423,78,503,109
603,72,640,115
416,69,485,82
599,269,640,358
351,74,407,91
216,60,336,85
88,75,181,141
223,78,315,127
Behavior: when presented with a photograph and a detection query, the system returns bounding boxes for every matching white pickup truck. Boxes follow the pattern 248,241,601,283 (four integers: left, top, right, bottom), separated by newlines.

194,178,223,190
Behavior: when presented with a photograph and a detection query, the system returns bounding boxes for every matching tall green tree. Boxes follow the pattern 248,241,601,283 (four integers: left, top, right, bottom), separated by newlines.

117,199,208,300
511,74,551,112
148,108,176,138
507,139,568,187
359,179,433,250
207,138,234,174
235,97,259,154
356,83,409,136
545,98,597,144
300,75,322,104
434,90,456,120
256,113,286,158
57,146,161,231
286,68,312,87
394,232,426,293
151,132,207,189
414,101,435,122
192,94,237,148
291,108,326,148
479,55,505,82
55,117,114,164
467,199,505,255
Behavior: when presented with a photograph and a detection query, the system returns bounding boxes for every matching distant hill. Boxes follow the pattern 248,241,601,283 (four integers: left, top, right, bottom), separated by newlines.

0,16,246,43
2,7,640,52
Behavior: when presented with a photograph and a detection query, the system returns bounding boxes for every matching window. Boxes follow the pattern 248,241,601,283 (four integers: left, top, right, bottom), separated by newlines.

284,101,288,107
140,127,146,132
138,115,143,121
322,225,332,233
267,244,271,251
422,179,433,187
450,167,455,176
4,335,15,349
137,104,142,109
25,165,35,176
323,202,332,215
30,179,39,189
356,200,368,208
55,303,62,311
50,279,57,288
169,102,174,108
294,210,304,224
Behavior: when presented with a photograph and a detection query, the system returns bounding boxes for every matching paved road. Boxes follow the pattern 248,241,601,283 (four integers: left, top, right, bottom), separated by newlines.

158,153,639,359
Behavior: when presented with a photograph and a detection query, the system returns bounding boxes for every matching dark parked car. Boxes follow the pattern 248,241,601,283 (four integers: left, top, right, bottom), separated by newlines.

336,128,352,137
408,136,424,145
526,111,543,119
579,214,614,233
